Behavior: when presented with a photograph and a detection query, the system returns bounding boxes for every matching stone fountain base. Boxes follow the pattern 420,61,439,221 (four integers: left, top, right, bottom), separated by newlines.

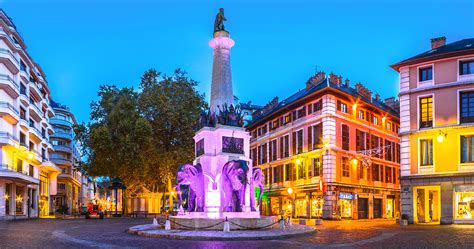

170,215,278,230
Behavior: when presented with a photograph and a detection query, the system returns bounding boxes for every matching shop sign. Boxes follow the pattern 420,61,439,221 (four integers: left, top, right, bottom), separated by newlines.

296,193,307,198
362,188,380,194
339,192,353,200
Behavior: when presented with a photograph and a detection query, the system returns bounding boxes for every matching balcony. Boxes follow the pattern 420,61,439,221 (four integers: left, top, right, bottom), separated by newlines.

28,100,43,121
29,81,42,99
0,48,20,74
0,164,39,184
50,157,72,166
28,124,42,142
54,144,73,154
50,131,72,141
19,116,28,129
0,74,19,98
0,101,19,124
19,91,29,106
0,132,18,146
49,118,72,127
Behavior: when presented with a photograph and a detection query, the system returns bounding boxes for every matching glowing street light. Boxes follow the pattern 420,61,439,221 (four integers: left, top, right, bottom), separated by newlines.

295,158,301,165
287,187,294,195
437,130,447,143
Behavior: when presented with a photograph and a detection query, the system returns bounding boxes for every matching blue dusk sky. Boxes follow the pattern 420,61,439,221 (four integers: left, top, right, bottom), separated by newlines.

1,0,473,122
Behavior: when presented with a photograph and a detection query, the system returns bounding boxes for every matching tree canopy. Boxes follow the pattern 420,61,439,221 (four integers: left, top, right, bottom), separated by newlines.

75,69,207,192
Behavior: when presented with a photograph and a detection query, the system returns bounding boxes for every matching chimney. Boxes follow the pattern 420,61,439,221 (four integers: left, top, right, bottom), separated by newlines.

355,83,372,101
375,93,380,102
329,73,341,86
306,71,326,90
344,79,350,87
384,97,400,113
431,36,446,49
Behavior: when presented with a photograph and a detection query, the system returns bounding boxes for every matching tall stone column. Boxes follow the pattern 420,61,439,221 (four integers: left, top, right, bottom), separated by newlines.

209,31,235,114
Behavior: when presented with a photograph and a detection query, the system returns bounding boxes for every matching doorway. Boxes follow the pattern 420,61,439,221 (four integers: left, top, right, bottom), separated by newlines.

358,198,369,219
373,198,382,218
414,186,440,224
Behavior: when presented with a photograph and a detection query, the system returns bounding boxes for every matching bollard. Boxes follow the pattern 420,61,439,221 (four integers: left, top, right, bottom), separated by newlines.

223,217,230,232
279,218,286,230
315,219,322,226
153,218,158,227
165,217,171,230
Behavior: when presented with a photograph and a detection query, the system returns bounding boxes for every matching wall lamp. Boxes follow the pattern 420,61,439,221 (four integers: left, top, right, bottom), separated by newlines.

437,130,447,143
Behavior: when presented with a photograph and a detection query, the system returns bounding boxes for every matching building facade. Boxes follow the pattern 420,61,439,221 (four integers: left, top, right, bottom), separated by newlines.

393,37,474,224
248,72,400,220
49,101,83,214
0,9,61,219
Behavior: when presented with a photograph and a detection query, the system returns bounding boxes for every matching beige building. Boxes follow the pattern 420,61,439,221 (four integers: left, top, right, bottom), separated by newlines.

392,37,474,224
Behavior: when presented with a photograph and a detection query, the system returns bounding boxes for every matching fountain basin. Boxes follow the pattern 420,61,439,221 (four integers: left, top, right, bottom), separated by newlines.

170,215,278,230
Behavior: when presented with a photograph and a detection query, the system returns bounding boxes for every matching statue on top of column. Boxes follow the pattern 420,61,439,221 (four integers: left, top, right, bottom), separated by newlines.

214,8,227,33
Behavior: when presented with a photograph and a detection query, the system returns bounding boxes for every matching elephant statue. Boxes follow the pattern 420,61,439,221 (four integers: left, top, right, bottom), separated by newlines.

176,163,205,212
221,160,249,212
252,167,264,211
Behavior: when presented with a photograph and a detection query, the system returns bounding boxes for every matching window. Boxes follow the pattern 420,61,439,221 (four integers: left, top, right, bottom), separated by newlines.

59,184,66,190
337,100,348,113
385,140,394,162
342,157,350,177
29,165,34,177
386,122,392,131
359,163,366,180
309,123,322,150
271,119,280,130
297,107,306,119
269,139,277,162
261,125,267,135
342,124,349,151
420,96,433,128
284,164,291,181
284,114,291,124
419,66,433,82
373,116,379,126
313,99,322,112
272,166,281,184
461,135,474,163
420,139,433,166
460,91,474,124
251,148,257,166
312,156,321,177
358,110,365,120
280,135,290,158
297,161,304,180
372,164,381,181
356,130,366,151
371,135,380,158
460,60,474,75
385,166,393,183
296,130,303,154
260,143,268,164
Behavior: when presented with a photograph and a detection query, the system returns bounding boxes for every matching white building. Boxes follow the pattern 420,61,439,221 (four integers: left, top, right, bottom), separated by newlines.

0,9,61,219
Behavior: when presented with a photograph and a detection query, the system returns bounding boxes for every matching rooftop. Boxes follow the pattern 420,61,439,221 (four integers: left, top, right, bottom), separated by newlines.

247,72,399,128
391,38,474,71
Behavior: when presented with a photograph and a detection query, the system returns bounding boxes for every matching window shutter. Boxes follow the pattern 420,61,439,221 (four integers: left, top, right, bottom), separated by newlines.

268,142,273,162
308,126,313,151
337,100,341,111
257,146,260,165
292,131,297,155
279,137,283,159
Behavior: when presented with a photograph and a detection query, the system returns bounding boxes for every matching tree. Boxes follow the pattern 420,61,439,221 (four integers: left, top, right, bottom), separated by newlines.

138,68,207,192
75,85,153,191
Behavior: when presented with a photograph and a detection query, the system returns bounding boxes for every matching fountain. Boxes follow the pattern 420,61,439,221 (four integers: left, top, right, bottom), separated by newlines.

169,8,276,230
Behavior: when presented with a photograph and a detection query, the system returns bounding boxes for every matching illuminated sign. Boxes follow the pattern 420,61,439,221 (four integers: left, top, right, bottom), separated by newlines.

339,192,353,200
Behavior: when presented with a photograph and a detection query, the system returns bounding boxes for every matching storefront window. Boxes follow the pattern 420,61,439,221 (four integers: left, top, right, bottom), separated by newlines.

455,186,474,220
15,186,24,214
270,197,280,216
386,198,394,218
338,192,353,218
295,198,307,217
311,197,324,218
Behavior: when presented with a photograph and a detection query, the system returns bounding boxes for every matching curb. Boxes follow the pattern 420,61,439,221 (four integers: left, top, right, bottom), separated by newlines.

127,226,316,241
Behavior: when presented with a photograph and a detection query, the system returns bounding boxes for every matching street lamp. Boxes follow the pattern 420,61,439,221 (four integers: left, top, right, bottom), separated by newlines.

109,177,123,217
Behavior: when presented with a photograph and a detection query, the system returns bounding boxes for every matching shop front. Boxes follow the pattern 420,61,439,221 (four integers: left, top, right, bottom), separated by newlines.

413,185,440,224
338,192,354,219
454,185,474,223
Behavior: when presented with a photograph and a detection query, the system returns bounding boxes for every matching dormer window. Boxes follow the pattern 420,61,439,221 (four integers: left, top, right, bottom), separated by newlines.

419,66,433,82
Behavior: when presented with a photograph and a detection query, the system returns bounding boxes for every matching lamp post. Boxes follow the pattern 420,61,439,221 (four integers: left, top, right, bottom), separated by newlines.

110,177,123,217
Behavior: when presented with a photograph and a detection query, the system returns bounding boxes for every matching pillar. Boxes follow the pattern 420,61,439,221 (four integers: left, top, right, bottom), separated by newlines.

208,31,235,113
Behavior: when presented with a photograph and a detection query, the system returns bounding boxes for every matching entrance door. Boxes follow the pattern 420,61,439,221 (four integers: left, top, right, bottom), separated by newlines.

386,198,394,218
358,198,368,219
414,186,440,223
373,198,382,218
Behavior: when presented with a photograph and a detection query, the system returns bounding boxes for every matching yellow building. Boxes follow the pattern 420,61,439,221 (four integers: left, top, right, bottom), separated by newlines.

392,37,474,224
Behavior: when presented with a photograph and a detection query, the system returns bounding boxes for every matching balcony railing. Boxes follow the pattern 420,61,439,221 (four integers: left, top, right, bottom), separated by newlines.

29,99,44,116
0,74,19,89
0,48,20,64
0,132,19,142
0,101,19,115
49,118,72,127
0,164,28,175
